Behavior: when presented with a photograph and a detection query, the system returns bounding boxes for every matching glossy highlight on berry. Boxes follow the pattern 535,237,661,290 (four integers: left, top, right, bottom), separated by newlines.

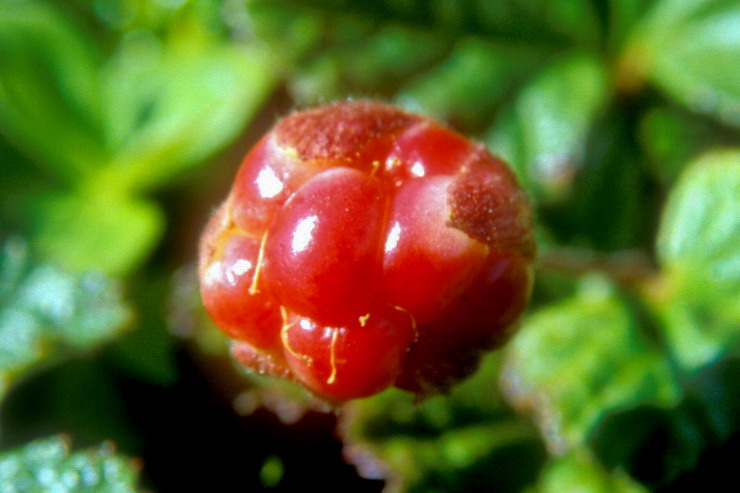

199,100,535,401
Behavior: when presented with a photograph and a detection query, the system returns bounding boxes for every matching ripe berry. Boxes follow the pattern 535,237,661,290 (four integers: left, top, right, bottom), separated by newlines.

199,101,534,401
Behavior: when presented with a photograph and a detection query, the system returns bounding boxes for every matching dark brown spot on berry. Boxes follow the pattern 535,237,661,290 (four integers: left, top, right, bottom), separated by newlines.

447,154,535,259
275,100,420,162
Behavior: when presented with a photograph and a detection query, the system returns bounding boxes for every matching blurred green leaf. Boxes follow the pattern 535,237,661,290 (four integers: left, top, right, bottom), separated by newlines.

640,105,738,184
108,320,176,387
250,0,599,45
106,269,178,386
530,450,648,493
517,0,600,45
1,1,275,277
0,139,49,233
247,0,598,132
0,0,274,195
0,0,105,181
657,149,740,272
0,435,141,492
560,108,648,251
624,0,740,125
589,404,704,487
501,276,681,453
654,149,740,371
290,24,448,105
608,0,660,49
0,237,129,402
1,356,142,456
335,26,445,89
339,355,545,493
248,0,598,42
27,190,162,276
684,357,740,444
588,362,740,488
398,39,545,131
91,0,196,31
249,0,450,105
100,30,275,192
487,53,610,201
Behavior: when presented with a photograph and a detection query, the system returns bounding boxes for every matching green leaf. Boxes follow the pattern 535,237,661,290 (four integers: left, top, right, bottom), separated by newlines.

398,38,546,131
608,0,660,49
247,0,598,132
639,105,738,184
106,270,179,386
685,357,740,443
0,1,274,195
587,361,740,488
0,0,106,181
588,404,704,487
339,355,546,493
657,149,740,271
250,0,598,45
655,149,740,371
291,24,448,105
539,107,650,251
501,276,681,453
531,451,648,493
0,436,141,492
1,356,142,456
99,31,275,192
0,139,49,233
625,0,740,126
486,53,610,202
524,0,601,45
28,191,163,276
0,237,129,402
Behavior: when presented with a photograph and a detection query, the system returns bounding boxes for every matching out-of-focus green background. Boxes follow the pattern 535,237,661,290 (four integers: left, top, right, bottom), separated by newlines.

0,0,738,491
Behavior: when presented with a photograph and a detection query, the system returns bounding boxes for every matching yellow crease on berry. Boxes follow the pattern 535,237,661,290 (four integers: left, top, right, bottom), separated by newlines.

327,328,340,385
248,230,269,295
279,306,313,365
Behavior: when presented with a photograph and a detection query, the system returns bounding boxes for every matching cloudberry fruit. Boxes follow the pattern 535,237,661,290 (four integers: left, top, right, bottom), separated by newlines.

199,100,534,401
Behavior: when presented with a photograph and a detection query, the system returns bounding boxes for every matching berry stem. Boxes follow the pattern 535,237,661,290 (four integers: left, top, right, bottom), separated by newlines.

538,247,657,285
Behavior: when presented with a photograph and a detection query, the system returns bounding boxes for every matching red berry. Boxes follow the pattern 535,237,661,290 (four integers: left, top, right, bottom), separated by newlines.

282,302,416,400
382,175,489,325
198,202,283,354
199,101,534,401
263,167,388,325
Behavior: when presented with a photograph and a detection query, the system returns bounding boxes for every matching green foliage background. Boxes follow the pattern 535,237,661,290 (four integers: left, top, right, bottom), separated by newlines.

0,0,738,491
